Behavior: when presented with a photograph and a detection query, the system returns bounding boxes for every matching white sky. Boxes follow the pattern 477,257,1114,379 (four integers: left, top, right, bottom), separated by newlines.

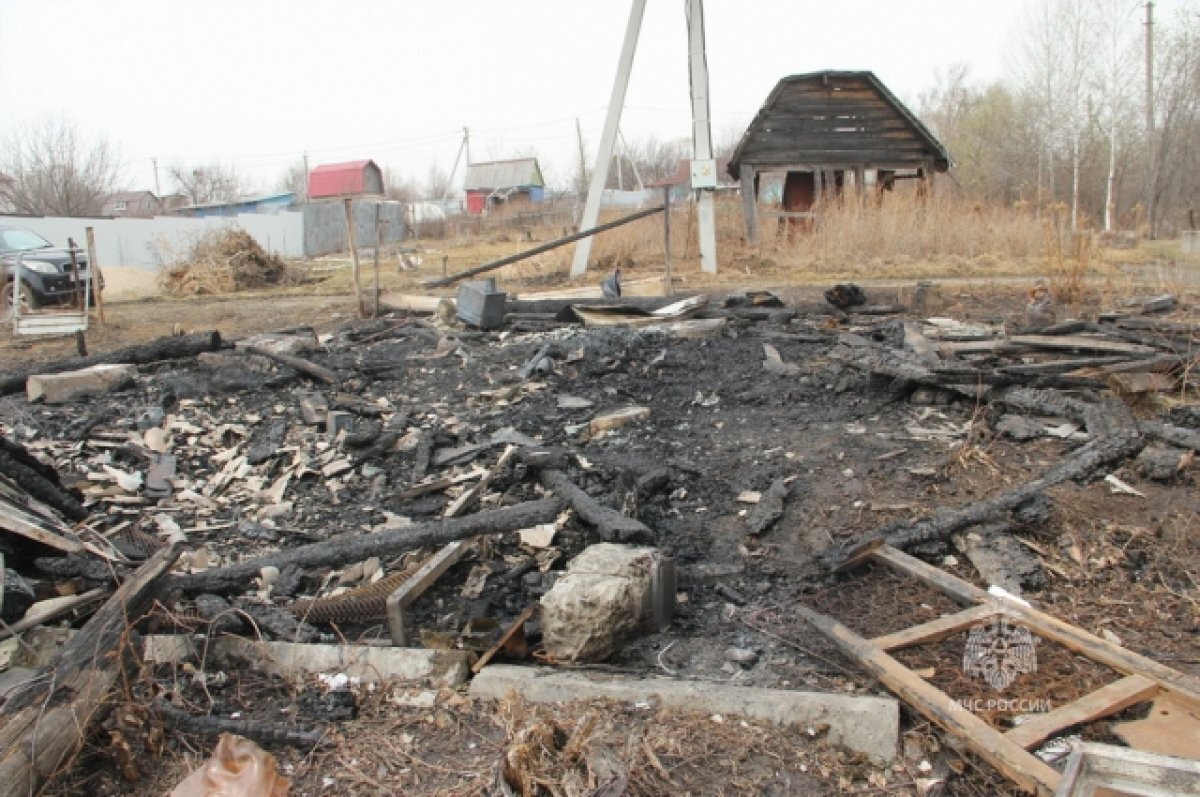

0,0,1186,195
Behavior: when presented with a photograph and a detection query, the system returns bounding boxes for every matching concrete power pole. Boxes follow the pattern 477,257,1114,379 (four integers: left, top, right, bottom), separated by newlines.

571,0,647,277
1144,1,1156,239
151,158,161,198
687,0,718,273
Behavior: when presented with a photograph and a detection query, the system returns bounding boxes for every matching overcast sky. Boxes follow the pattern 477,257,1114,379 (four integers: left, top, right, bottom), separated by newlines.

0,1,1186,195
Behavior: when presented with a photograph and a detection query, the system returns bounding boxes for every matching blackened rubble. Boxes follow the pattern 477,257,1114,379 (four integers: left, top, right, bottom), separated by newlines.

1,288,1198,795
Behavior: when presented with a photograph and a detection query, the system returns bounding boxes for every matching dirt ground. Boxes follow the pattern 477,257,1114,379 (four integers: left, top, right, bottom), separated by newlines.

1,254,1197,796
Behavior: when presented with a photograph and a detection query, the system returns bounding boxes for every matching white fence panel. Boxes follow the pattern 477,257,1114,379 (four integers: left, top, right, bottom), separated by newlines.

0,213,305,269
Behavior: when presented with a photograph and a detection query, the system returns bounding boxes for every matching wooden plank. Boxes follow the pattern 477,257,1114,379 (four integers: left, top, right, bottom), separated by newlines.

1004,674,1158,750
872,545,989,606
471,604,536,674
1002,602,1200,713
872,604,997,652
796,603,1061,795
385,539,473,645
1009,335,1158,356
0,499,85,554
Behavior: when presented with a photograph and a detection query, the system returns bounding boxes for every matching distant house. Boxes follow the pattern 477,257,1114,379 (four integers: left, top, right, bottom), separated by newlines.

308,160,384,199
727,70,951,242
102,190,161,217
463,158,544,215
158,193,189,213
175,192,296,218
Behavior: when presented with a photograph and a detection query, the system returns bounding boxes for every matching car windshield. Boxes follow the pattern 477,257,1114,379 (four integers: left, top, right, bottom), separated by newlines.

0,228,54,253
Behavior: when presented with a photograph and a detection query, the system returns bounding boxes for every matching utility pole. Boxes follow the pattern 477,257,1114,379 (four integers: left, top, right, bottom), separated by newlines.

444,129,469,202
151,158,161,198
302,150,309,199
687,0,718,273
1144,1,1156,239
571,0,647,277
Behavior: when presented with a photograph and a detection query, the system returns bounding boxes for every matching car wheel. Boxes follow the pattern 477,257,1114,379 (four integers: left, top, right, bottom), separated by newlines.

1,280,36,323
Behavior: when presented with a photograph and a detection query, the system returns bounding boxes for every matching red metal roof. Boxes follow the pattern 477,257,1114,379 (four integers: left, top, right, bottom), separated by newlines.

307,159,382,199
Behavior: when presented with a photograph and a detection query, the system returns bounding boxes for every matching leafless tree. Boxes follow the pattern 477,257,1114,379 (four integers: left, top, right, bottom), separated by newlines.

169,162,250,206
276,160,308,200
0,115,124,216
385,170,419,202
424,161,452,200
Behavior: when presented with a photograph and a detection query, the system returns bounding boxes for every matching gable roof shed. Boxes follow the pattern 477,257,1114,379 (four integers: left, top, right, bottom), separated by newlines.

727,71,950,179
308,160,384,199
463,158,544,192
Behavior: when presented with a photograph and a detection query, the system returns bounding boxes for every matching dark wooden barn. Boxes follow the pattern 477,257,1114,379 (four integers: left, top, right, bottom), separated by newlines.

727,71,951,243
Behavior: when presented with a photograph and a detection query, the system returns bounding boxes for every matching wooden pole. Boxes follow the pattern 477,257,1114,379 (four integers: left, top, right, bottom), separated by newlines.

662,185,674,296
345,197,364,317
740,166,759,245
423,205,663,289
66,238,82,308
84,227,106,326
373,203,382,318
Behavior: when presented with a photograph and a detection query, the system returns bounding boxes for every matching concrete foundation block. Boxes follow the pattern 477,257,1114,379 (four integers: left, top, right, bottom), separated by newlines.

27,364,137,404
540,543,674,662
471,664,898,763
143,635,472,687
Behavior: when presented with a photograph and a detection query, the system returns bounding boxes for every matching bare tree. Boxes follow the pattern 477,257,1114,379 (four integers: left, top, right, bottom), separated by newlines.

385,170,419,202
0,115,124,216
276,160,308,200
424,160,452,201
170,163,250,206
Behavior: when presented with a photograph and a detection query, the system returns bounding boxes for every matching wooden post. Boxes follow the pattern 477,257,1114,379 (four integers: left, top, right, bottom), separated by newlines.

925,161,936,200
854,167,866,203
740,165,759,245
344,197,364,317
66,238,82,308
814,169,824,204
372,203,382,318
662,185,674,296
84,227,106,326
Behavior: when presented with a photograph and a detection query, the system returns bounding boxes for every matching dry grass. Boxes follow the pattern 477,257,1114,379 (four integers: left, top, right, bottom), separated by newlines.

157,228,298,297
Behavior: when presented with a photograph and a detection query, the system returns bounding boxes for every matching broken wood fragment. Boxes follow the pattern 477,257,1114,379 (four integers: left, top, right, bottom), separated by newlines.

472,604,536,673
175,498,563,593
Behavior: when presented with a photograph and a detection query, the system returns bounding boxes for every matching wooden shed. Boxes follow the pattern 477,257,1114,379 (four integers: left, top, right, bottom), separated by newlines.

727,71,950,243
308,159,384,200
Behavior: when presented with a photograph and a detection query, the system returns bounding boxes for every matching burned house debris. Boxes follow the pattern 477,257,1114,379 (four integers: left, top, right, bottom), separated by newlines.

0,282,1197,795
727,71,952,243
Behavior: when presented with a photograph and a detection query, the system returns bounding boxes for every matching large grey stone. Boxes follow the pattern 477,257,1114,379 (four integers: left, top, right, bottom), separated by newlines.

540,543,673,662
471,665,898,763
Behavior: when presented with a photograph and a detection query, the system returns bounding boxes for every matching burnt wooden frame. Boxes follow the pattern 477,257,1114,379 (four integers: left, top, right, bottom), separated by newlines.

799,543,1200,796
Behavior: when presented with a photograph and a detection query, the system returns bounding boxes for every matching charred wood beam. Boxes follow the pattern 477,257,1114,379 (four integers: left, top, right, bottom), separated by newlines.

174,498,563,594
0,438,87,522
0,546,179,797
825,431,1144,569
0,331,224,395
241,346,338,385
154,699,326,748
539,469,654,543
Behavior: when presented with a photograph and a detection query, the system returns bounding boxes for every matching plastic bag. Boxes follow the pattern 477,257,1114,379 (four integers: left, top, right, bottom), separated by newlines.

169,733,290,797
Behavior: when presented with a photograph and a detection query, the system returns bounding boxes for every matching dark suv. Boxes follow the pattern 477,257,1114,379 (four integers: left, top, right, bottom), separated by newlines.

1,223,100,321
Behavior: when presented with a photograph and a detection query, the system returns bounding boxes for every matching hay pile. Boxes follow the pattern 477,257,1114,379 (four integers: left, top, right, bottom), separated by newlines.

158,228,294,296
